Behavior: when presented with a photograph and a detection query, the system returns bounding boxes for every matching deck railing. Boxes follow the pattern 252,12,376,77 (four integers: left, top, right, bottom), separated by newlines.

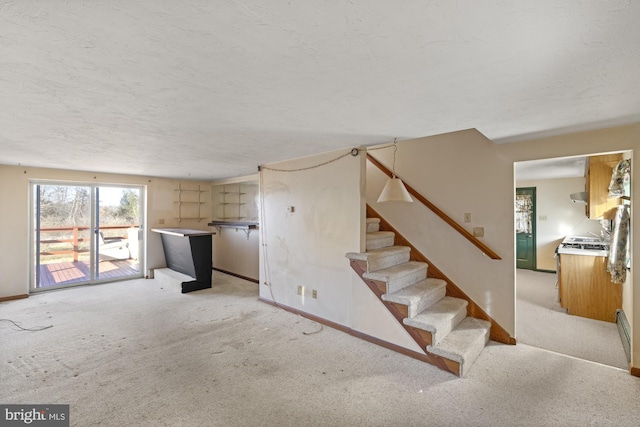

38,225,140,262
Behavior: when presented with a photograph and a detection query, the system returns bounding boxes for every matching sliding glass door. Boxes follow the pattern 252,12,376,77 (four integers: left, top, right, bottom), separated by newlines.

31,182,144,291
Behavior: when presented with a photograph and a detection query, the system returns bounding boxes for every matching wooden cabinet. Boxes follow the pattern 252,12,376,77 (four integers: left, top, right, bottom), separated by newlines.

558,254,621,322
585,154,622,220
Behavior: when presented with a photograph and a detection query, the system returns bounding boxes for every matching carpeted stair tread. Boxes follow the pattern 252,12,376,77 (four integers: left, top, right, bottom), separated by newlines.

403,296,467,344
345,246,411,272
363,261,427,293
345,245,409,261
365,231,395,250
366,218,381,232
382,278,447,318
427,317,491,377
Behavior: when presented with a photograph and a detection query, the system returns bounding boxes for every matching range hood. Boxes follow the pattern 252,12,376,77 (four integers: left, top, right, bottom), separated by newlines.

570,191,588,203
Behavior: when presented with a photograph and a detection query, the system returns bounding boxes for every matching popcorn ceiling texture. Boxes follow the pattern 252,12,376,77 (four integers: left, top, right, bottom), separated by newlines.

1,1,639,180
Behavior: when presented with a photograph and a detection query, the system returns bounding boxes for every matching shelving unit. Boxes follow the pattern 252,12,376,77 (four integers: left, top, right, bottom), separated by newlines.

211,182,259,238
219,187,248,221
174,184,210,222
208,220,258,239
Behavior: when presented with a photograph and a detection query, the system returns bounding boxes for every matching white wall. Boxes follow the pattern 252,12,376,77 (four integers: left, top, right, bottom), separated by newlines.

367,129,516,337
259,147,420,350
212,230,259,281
0,165,212,298
211,176,260,281
497,124,639,369
516,177,604,271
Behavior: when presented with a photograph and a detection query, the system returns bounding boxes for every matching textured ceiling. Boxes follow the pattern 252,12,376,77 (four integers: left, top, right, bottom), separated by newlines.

1,1,639,180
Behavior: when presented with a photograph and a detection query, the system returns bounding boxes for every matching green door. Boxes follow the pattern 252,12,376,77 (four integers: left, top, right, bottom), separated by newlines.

516,187,536,270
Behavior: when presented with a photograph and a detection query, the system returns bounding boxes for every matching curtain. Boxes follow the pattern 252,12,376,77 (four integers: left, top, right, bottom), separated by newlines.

609,159,631,197
515,194,533,234
608,204,630,284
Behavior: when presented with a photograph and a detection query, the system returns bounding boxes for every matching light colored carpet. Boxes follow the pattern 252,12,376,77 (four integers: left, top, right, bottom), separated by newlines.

516,269,628,370
1,271,639,426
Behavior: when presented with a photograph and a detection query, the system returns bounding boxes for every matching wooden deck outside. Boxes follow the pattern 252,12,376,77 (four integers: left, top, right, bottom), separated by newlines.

37,259,141,288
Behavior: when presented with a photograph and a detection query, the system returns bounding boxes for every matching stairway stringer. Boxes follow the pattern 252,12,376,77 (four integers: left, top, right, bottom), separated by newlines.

367,205,515,346
350,259,461,376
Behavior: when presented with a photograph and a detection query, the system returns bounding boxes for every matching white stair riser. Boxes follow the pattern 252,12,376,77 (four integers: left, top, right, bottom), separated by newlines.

403,297,468,345
387,268,427,293
367,252,410,272
410,286,447,318
367,222,380,232
427,322,490,377
432,307,467,345
366,235,394,250
381,278,448,318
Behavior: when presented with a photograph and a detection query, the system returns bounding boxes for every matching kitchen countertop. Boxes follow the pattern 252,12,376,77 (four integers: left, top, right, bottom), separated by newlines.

557,235,610,257
557,247,609,257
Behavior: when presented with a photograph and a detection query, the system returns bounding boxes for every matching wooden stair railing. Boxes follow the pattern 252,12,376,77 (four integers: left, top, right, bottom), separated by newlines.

367,153,501,260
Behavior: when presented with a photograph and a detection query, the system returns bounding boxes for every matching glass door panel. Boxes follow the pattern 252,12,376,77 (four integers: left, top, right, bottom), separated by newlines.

95,186,142,281
34,184,92,289
32,182,144,291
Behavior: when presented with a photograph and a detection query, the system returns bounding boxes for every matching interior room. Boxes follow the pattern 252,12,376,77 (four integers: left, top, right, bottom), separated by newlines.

515,152,632,370
2,2,640,426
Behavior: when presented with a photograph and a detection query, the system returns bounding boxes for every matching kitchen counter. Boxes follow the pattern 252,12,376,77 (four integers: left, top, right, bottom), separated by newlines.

152,228,215,293
557,236,609,257
557,247,609,257
558,251,620,323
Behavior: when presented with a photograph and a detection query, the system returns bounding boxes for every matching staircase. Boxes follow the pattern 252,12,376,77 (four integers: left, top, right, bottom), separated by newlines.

346,217,491,377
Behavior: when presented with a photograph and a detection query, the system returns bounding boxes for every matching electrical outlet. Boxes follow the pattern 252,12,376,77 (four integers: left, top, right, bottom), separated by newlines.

297,285,304,295
473,227,484,237
464,213,471,223
539,215,548,221
312,289,317,299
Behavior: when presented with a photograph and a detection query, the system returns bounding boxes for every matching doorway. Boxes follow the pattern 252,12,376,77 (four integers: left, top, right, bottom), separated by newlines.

514,153,630,369
31,182,145,291
516,187,536,270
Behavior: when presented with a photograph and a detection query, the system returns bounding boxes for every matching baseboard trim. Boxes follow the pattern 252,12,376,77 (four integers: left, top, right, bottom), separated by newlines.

535,269,556,274
213,268,259,284
630,367,640,378
258,297,460,374
0,294,29,303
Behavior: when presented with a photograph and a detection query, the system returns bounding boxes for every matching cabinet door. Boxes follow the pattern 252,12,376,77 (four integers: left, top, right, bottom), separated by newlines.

587,155,622,219
561,254,621,322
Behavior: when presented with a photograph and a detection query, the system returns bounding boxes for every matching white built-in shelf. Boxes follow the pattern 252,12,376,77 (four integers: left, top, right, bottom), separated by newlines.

208,220,258,239
174,184,210,222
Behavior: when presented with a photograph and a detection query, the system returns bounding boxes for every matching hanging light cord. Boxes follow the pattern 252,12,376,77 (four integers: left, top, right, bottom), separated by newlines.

391,138,398,177
258,167,276,307
259,148,360,173
366,139,398,177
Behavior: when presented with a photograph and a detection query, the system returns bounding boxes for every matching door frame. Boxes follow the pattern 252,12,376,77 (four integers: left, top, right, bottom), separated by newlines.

29,180,146,292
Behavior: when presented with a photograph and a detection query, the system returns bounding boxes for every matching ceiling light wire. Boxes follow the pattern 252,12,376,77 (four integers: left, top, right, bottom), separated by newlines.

259,147,360,173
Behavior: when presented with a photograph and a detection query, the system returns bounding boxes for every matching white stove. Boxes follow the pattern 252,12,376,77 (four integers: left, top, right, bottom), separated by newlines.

557,236,610,257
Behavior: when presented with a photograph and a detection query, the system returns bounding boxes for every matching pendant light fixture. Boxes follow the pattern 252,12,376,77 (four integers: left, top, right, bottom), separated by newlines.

376,139,413,203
